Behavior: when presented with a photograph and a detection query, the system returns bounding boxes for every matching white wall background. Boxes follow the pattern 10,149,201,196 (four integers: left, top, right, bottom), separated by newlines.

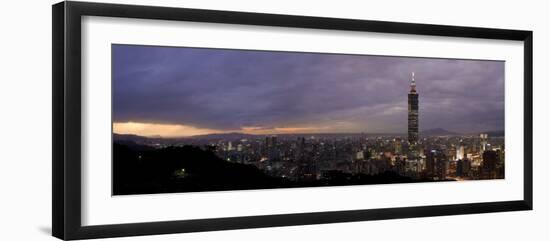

0,0,547,240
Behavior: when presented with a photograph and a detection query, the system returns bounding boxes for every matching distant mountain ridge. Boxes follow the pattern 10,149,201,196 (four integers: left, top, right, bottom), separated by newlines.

113,133,161,142
420,128,504,137
114,128,504,141
483,130,505,137
421,128,459,136
187,132,259,140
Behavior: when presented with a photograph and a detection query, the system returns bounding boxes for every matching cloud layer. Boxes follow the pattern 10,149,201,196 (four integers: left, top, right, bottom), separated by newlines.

112,44,504,135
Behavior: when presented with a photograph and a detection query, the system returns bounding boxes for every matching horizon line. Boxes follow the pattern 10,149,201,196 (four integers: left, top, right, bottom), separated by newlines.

113,129,504,139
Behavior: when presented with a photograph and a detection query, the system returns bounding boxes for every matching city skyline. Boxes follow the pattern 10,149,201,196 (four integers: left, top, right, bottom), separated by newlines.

113,44,504,137
112,44,505,194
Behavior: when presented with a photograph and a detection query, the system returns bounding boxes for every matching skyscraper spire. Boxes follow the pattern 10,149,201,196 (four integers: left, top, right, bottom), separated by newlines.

409,72,416,92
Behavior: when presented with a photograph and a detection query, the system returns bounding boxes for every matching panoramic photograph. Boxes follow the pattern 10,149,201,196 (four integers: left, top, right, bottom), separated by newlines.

111,44,505,195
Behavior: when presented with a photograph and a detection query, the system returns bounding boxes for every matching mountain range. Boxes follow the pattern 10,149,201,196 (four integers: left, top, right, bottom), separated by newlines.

113,128,503,142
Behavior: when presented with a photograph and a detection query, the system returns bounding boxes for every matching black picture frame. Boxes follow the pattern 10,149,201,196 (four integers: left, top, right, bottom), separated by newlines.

52,1,533,240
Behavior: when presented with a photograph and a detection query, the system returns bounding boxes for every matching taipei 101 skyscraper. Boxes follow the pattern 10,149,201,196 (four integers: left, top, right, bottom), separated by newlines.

408,72,419,158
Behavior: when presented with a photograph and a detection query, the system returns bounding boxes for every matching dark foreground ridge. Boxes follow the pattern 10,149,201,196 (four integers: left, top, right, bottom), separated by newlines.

113,142,443,195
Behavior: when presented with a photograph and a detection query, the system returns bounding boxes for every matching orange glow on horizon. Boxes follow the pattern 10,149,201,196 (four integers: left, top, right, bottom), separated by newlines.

113,122,224,137
113,122,332,137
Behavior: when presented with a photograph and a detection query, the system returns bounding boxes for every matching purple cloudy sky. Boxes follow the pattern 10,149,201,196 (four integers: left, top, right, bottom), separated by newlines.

112,44,504,134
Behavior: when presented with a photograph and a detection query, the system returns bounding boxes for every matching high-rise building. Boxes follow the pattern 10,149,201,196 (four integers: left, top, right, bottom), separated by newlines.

356,151,365,160
480,133,488,152
265,136,278,160
481,150,498,179
425,150,436,176
436,157,448,180
425,149,447,180
456,159,471,177
456,143,465,160
227,141,233,151
295,137,306,162
394,138,403,154
408,72,419,158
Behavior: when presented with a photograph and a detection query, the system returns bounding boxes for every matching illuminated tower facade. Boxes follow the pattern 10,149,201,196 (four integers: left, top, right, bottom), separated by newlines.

408,72,419,157
480,133,488,152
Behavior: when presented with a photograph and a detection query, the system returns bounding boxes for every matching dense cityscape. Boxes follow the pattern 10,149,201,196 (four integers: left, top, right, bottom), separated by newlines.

120,131,504,182
113,72,504,193
245,73,502,181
